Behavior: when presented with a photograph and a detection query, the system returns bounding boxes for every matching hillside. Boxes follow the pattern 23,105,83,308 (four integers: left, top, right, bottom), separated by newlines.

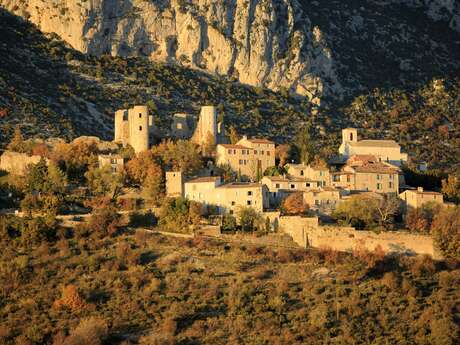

1,6,460,172
1,218,459,344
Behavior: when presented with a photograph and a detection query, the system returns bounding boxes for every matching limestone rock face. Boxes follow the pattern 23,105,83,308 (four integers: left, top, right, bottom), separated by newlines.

0,0,341,101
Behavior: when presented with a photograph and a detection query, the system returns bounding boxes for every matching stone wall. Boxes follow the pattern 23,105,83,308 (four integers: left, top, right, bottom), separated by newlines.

279,216,440,259
0,150,46,175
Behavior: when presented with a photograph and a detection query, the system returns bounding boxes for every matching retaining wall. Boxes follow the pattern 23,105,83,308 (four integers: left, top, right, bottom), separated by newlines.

279,216,440,259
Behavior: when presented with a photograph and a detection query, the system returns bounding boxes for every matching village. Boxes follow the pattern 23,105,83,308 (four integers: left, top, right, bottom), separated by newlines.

0,104,454,259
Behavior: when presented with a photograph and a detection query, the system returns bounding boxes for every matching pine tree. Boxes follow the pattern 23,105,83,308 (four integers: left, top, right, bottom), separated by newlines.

7,126,25,152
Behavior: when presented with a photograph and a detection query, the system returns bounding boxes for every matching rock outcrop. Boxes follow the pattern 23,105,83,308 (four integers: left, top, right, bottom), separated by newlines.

0,0,341,102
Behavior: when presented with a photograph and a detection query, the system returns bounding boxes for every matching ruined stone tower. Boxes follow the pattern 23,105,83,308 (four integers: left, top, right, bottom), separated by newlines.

191,106,226,147
114,105,154,153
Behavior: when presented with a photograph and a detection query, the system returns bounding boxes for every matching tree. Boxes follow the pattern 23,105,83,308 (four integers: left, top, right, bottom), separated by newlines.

276,144,291,167
85,165,124,197
7,126,26,152
442,175,460,204
264,166,286,177
142,164,165,204
292,125,315,165
237,206,263,232
126,150,159,184
405,202,440,233
333,195,401,230
47,161,67,194
153,140,203,175
282,192,309,215
431,207,460,259
374,195,402,230
25,158,52,194
158,197,192,233
53,284,88,312
202,131,216,157
229,126,239,145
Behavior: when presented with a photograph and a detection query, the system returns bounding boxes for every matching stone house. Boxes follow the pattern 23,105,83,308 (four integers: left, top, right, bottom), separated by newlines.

303,188,345,214
399,187,444,210
284,163,330,187
98,154,125,173
261,175,321,206
184,176,269,214
331,155,400,194
216,136,275,180
339,128,408,166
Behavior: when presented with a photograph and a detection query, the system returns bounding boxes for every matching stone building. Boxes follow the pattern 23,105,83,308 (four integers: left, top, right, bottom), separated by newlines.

216,136,275,180
184,176,269,214
261,175,321,206
339,128,408,166
285,163,330,187
98,154,125,173
303,188,345,214
165,171,185,198
399,187,444,210
114,105,154,153
331,155,401,194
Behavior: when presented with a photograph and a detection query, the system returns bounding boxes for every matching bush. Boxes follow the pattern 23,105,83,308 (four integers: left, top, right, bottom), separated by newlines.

431,207,460,259
63,317,108,345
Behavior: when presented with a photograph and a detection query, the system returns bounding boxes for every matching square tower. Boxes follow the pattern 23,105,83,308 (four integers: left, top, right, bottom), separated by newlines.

166,171,185,197
342,128,358,144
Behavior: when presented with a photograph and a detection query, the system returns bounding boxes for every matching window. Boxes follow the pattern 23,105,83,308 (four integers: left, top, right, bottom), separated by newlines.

267,151,270,156
389,182,393,189
319,171,324,177
275,183,280,188
229,210,234,215
346,175,351,183
139,126,143,131
377,183,382,190
306,183,311,187
254,150,258,154
300,170,304,176
261,150,264,155
110,158,117,164
233,150,236,154
228,149,232,154
350,133,353,141
290,184,295,189
139,113,142,118
231,201,236,206
377,174,381,180
247,200,252,205
389,174,394,180
239,160,243,165
177,123,182,129
333,175,340,182
315,200,320,206
247,191,252,196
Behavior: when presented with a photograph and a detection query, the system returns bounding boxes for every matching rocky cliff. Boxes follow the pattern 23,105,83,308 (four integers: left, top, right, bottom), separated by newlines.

0,0,343,104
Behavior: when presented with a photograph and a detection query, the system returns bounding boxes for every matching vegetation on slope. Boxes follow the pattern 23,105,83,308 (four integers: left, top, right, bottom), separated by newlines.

0,214,459,344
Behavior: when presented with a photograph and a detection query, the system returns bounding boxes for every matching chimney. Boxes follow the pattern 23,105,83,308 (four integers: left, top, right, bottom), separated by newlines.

417,187,424,192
